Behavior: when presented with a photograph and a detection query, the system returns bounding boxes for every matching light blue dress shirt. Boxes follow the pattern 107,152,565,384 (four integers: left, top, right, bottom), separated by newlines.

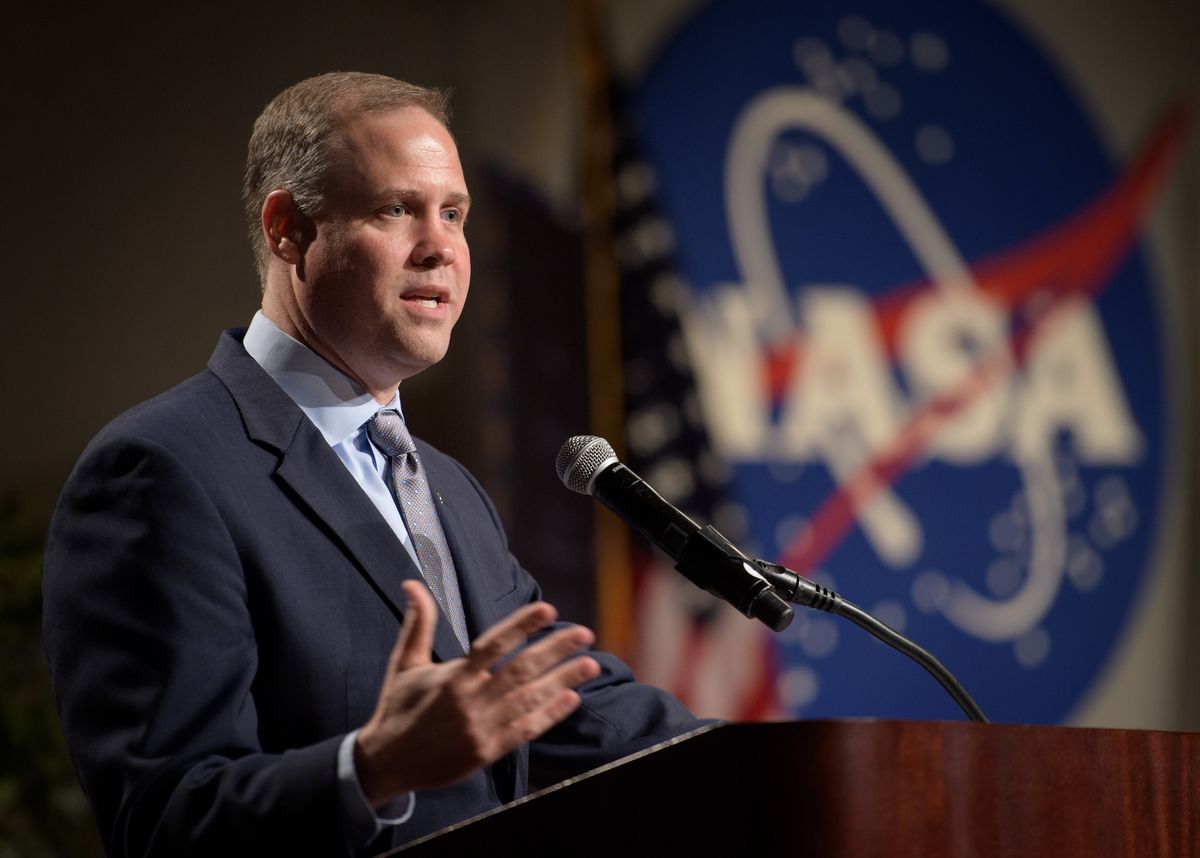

243,311,416,845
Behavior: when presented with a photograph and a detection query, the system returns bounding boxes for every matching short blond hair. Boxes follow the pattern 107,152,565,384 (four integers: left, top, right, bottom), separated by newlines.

242,72,451,283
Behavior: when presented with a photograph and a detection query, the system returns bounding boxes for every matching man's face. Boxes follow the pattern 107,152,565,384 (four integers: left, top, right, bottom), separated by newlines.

290,106,471,392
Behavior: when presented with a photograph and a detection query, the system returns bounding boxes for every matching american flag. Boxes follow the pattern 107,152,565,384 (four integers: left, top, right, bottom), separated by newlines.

611,95,783,722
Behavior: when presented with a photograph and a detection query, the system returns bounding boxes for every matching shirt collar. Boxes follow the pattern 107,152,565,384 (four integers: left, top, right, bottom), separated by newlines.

243,310,401,447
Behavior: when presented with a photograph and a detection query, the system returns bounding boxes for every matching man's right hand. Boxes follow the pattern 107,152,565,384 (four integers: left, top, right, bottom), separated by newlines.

353,580,601,807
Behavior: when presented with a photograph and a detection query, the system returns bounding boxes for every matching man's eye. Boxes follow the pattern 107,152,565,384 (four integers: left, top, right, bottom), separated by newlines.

443,209,462,224
386,204,408,217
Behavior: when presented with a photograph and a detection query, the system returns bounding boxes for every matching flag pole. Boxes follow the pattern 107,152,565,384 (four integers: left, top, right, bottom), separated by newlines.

573,0,634,660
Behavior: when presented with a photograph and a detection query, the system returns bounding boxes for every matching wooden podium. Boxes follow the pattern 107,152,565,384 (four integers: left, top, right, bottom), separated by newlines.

388,720,1199,856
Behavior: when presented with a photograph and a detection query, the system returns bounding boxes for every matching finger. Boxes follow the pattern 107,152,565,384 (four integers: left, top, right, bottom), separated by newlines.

393,580,438,670
495,653,601,722
464,601,559,672
502,686,588,746
486,624,596,696
470,652,600,744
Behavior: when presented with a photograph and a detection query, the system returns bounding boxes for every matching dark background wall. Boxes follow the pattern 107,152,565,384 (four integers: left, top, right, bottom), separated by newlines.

3,2,573,507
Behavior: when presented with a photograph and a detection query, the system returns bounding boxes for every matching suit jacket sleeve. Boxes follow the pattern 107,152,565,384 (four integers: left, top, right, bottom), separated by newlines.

43,429,350,857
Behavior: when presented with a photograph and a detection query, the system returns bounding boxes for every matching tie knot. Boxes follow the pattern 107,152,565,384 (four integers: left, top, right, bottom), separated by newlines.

367,410,416,458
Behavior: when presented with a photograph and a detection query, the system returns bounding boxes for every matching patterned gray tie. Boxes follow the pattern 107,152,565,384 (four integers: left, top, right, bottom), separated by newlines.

367,410,470,650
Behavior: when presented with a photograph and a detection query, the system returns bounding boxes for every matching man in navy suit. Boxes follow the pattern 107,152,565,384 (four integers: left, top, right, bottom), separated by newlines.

42,72,701,856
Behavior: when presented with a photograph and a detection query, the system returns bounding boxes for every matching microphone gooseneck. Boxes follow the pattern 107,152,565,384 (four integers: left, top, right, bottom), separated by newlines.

754,560,989,723
557,435,989,722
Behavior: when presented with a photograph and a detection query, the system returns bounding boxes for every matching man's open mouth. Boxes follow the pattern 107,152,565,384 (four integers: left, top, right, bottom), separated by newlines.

408,295,440,308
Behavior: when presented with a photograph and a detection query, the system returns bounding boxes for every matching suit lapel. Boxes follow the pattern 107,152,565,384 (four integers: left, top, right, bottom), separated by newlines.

420,448,522,636
208,329,467,662
427,479,493,642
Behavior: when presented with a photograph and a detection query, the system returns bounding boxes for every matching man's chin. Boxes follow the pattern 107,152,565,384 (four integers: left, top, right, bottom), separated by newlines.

391,341,451,383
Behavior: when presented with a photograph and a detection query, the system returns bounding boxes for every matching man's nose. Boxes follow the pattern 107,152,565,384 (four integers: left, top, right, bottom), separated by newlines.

411,222,456,268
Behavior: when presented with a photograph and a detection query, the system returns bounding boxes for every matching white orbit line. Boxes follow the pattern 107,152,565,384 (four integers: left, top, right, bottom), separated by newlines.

725,86,976,345
942,455,1066,641
723,86,969,562
721,85,1065,643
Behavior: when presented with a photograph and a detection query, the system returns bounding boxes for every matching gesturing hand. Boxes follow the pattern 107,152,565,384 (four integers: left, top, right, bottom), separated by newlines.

354,580,601,806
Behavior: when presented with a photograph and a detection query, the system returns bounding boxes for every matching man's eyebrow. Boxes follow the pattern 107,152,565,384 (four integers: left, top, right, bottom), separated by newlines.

370,188,472,208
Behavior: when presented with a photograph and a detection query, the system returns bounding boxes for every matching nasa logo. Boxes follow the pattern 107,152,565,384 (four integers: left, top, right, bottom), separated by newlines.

630,0,1185,722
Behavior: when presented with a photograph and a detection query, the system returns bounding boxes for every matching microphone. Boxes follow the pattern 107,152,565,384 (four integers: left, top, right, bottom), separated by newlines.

556,436,793,631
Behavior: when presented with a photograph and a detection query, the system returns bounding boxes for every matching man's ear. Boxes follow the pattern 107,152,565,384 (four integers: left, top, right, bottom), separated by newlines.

262,190,314,264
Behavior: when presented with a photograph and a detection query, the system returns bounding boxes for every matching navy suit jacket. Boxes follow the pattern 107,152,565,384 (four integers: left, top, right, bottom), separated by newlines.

42,330,700,856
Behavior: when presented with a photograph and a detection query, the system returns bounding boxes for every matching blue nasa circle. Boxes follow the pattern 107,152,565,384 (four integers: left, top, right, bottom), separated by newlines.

635,0,1165,723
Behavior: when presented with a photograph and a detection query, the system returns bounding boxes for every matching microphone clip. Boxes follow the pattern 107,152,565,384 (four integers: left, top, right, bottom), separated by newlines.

675,525,794,631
